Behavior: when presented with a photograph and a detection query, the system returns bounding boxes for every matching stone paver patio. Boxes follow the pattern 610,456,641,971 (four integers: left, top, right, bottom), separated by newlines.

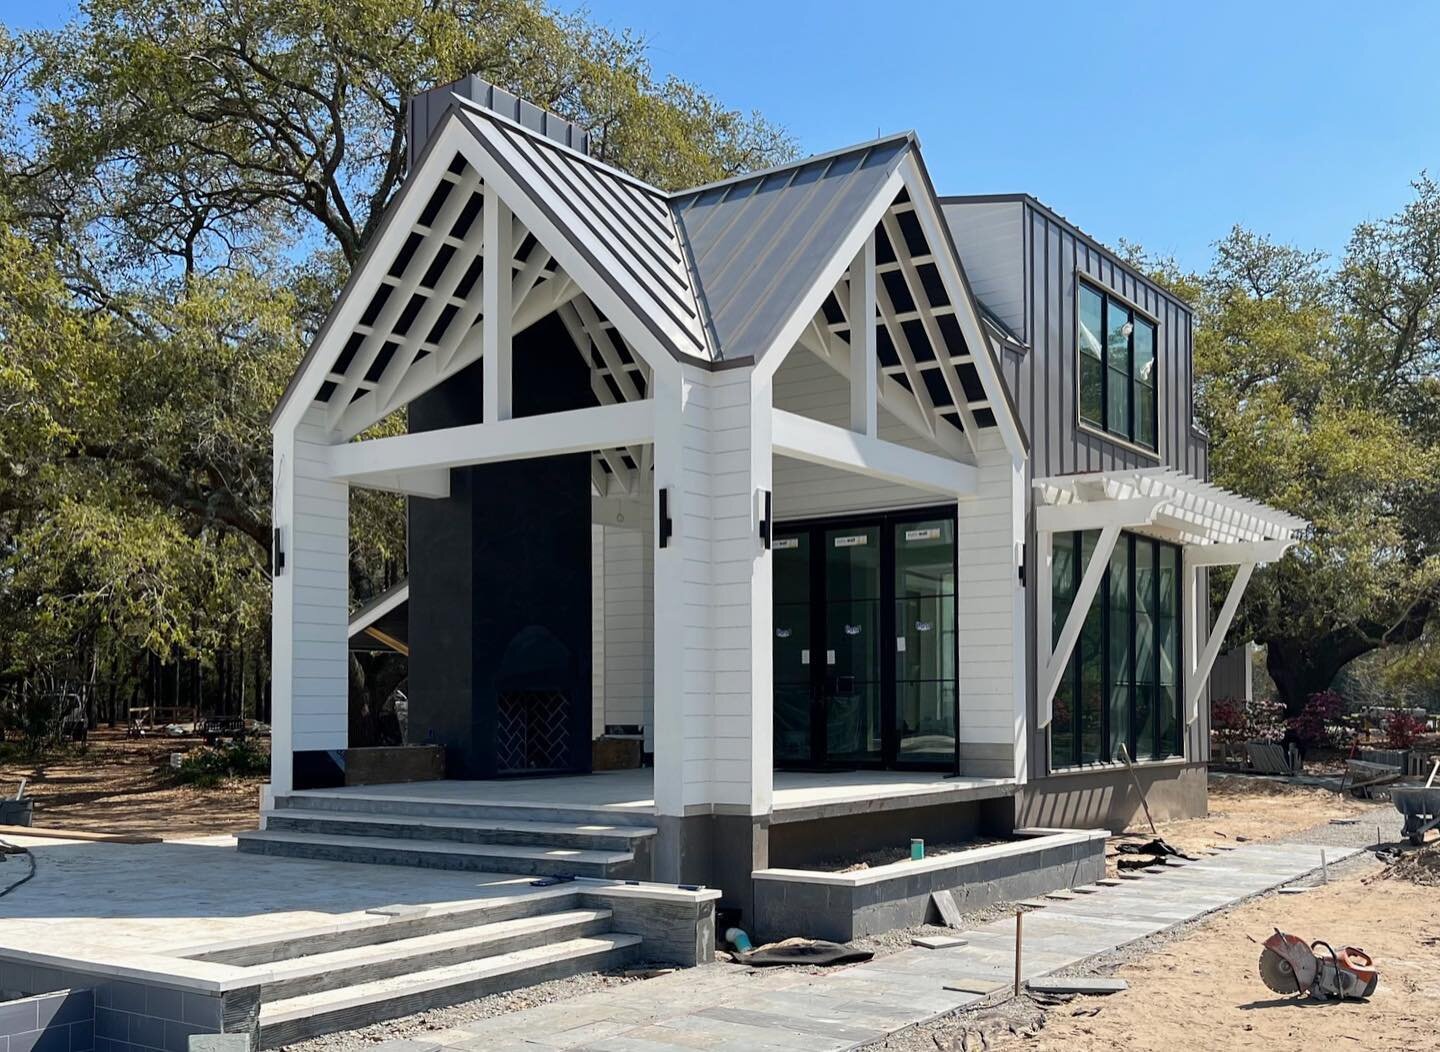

381,839,1358,1051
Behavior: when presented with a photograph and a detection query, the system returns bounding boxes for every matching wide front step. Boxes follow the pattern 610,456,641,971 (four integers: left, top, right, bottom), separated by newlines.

236,828,640,878
252,908,615,999
264,807,656,852
257,933,642,1048
277,790,657,828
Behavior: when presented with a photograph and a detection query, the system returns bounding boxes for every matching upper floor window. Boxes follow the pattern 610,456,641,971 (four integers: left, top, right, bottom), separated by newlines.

1078,282,1157,451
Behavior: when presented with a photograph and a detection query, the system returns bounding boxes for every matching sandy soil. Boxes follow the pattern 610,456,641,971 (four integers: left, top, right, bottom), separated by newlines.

1107,776,1379,876
971,861,1440,1052
0,729,264,837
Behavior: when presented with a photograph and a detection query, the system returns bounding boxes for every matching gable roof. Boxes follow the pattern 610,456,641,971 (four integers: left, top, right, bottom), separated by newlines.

670,134,912,363
273,92,1026,455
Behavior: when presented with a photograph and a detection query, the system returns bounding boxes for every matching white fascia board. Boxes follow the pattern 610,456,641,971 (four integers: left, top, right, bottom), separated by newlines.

327,400,653,481
273,118,474,440
898,155,1027,463
1034,497,1167,535
342,468,451,499
453,109,682,386
751,168,907,385
1183,539,1295,567
771,408,977,496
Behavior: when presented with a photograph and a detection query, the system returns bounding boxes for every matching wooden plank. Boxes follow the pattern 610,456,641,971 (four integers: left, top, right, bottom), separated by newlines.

0,824,162,845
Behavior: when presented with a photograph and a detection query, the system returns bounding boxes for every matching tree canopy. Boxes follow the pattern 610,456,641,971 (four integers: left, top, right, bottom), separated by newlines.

0,0,795,713
1133,178,1440,714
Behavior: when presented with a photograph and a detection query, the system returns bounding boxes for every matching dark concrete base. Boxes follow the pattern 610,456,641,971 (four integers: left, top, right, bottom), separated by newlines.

343,746,445,786
751,830,1106,942
653,813,769,920
1016,762,1207,831
768,797,1012,870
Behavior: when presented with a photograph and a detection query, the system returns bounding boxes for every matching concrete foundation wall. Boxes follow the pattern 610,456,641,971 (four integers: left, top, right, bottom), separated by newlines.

1016,761,1207,832
767,798,1013,870
751,830,1105,942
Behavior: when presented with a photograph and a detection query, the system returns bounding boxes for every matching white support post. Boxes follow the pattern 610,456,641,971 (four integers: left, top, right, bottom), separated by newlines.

270,409,350,796
1034,529,1053,729
650,370,688,825
1186,561,1255,723
1037,524,1123,722
848,235,877,437
482,187,513,424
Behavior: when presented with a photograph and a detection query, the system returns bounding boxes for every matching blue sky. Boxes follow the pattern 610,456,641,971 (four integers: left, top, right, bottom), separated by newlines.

6,1,1438,272
564,1,1440,272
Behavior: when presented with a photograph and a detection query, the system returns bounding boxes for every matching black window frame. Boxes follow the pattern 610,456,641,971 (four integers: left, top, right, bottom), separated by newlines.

1049,530,1184,771
1077,279,1159,452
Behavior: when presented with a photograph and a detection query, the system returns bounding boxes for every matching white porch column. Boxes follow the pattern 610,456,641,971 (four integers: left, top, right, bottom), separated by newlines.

269,408,350,795
651,363,773,888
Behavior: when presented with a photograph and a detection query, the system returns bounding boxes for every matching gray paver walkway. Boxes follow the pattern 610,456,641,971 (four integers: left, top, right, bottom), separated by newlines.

384,839,1358,1052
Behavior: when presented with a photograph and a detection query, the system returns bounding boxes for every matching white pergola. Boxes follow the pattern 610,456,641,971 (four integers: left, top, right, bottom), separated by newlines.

1032,468,1307,727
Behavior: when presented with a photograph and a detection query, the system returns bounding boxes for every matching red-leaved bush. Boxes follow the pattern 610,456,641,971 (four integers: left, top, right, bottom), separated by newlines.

1287,690,1346,750
1385,712,1427,750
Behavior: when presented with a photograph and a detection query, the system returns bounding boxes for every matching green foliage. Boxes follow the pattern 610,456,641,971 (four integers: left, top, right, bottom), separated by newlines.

1128,180,1440,714
172,739,269,787
0,1,794,695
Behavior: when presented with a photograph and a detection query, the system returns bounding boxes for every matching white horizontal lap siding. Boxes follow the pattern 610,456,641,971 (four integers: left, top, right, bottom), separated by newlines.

957,443,1024,772
591,524,605,739
602,523,653,736
271,411,350,791
771,351,937,518
652,362,771,816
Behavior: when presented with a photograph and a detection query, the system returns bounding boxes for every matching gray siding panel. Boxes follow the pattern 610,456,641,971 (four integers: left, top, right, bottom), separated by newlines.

941,201,1026,341
1001,202,1211,781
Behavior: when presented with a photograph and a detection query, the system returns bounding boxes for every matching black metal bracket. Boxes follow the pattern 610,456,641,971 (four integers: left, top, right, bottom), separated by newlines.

273,527,286,577
658,487,672,549
759,488,772,549
1017,542,1025,585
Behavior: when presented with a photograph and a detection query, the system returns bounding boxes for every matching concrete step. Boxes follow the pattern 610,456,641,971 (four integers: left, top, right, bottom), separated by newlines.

236,829,641,879
276,790,657,828
184,890,586,966
253,908,615,999
258,934,642,1047
264,807,656,851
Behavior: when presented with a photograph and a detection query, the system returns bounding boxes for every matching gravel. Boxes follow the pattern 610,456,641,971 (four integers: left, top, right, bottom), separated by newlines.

284,961,694,1052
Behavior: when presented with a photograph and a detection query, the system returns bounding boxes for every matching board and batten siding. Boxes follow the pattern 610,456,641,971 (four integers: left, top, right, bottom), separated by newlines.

270,408,350,792
600,519,654,737
944,197,1212,780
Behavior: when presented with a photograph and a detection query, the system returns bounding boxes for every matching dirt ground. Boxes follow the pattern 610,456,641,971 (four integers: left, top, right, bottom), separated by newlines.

1106,776,1379,875
0,729,264,837
964,859,1439,1052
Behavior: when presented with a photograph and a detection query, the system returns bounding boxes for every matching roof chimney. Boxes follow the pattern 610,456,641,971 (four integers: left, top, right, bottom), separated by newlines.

406,76,591,170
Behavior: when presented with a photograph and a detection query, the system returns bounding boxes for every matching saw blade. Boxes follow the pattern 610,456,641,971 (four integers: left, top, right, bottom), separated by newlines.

1259,947,1300,994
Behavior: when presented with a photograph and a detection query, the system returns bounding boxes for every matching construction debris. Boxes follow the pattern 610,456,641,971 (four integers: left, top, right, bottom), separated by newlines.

1028,977,1128,995
913,935,967,950
930,888,964,928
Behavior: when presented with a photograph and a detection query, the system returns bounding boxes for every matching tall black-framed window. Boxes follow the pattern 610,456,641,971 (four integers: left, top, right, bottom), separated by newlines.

1078,282,1157,450
1050,530,1182,770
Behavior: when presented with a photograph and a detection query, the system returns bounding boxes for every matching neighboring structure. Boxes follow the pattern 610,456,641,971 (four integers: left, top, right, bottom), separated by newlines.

262,78,1304,903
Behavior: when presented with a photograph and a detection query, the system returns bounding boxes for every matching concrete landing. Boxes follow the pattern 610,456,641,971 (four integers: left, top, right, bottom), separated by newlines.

407,839,1362,1052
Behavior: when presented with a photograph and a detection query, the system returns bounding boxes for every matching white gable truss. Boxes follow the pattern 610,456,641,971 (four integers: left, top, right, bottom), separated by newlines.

271,101,718,495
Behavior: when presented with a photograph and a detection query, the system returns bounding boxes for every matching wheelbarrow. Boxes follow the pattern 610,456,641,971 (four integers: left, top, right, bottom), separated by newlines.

1391,786,1440,846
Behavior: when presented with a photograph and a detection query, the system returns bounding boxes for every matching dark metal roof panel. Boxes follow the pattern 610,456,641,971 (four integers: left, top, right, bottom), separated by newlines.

671,136,912,363
458,101,714,362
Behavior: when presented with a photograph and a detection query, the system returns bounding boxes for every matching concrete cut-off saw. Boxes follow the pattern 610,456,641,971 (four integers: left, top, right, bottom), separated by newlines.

1258,929,1379,1000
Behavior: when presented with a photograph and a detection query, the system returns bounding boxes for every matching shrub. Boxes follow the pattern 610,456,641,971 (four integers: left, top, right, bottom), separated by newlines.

1287,690,1346,750
173,741,269,788
1385,712,1427,750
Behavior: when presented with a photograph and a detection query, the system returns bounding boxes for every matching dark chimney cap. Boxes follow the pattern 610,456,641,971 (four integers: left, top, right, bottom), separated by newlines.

407,75,591,171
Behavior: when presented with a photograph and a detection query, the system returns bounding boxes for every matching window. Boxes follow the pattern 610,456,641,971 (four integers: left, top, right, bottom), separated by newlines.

1078,282,1157,450
1050,531,1182,769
